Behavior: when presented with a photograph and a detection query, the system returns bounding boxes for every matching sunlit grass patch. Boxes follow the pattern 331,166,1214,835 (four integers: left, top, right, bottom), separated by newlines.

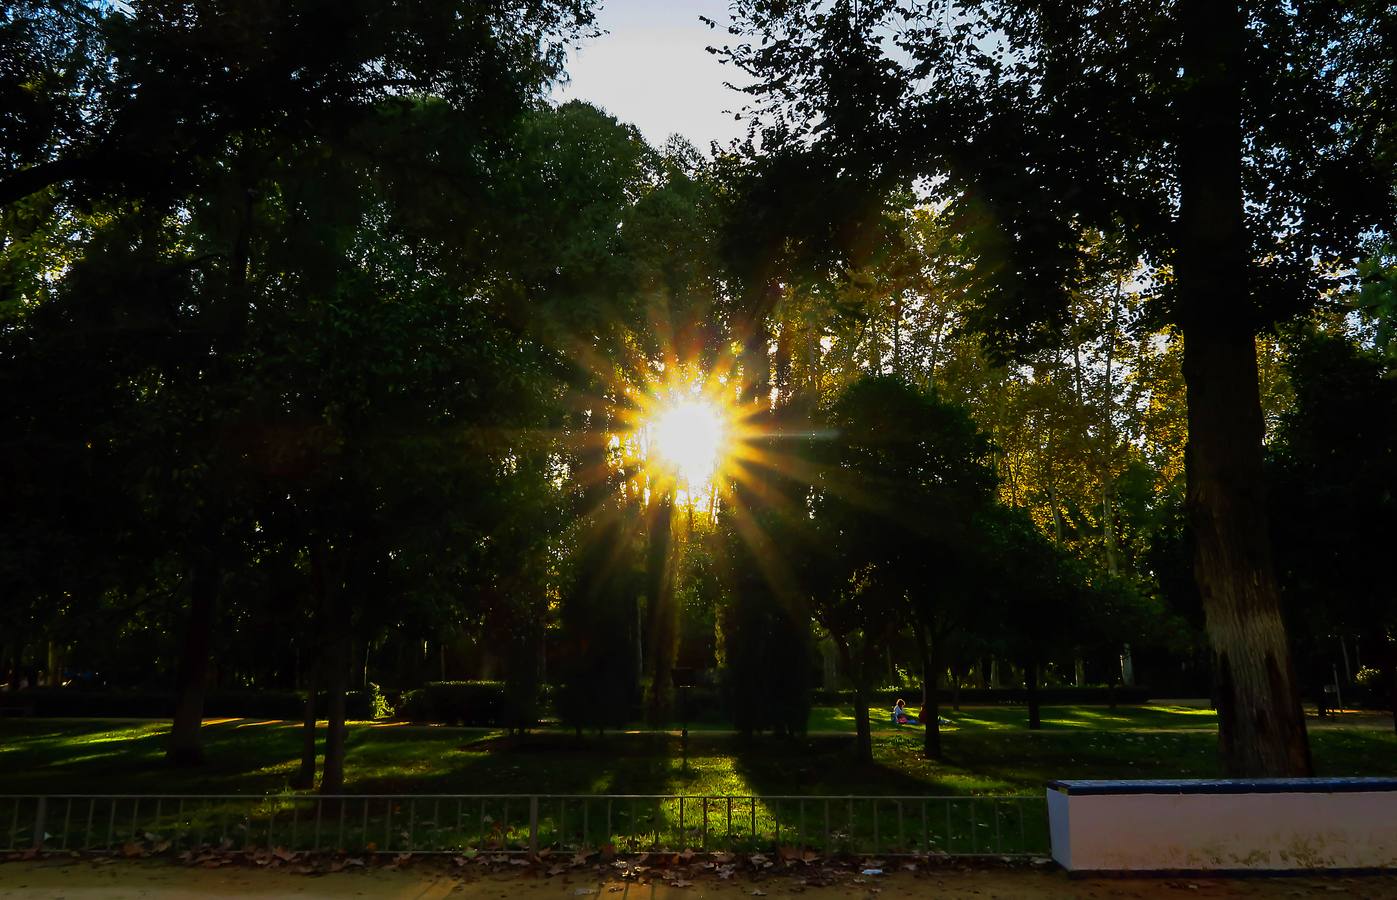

1,709,1393,799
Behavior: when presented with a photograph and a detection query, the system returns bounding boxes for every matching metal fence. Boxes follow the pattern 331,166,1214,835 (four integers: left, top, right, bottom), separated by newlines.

1,793,1048,858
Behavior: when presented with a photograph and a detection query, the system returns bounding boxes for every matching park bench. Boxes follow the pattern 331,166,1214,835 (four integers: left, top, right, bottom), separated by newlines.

1047,777,1397,873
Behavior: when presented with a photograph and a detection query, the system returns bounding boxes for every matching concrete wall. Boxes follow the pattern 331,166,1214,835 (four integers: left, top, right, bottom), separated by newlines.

1048,778,1397,872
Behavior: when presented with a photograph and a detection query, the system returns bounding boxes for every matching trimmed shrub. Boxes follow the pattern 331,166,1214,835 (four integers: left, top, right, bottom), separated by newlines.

396,680,508,725
13,688,382,720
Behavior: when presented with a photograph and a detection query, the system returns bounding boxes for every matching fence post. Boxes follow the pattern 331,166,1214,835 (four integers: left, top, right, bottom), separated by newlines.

528,796,539,856
32,798,47,851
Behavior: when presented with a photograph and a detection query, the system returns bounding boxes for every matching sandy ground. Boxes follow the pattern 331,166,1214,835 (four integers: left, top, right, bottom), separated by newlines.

2,861,1396,899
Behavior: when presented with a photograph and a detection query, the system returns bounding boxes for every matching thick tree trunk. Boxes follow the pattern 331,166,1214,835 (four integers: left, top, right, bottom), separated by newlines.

1026,659,1041,731
167,556,218,765
290,660,319,790
1177,0,1311,778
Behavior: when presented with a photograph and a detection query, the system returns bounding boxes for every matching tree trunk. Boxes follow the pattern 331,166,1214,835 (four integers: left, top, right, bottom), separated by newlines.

167,556,218,766
851,683,873,765
913,624,941,759
313,543,352,795
319,635,349,795
836,636,874,765
1177,0,1311,778
1026,659,1041,731
290,659,319,790
1385,639,1397,736
645,493,676,726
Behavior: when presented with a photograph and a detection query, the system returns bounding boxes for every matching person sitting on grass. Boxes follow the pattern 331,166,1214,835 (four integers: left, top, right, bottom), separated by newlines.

892,698,919,725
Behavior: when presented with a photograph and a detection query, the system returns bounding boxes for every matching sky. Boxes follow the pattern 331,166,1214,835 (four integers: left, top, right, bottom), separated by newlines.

553,0,753,151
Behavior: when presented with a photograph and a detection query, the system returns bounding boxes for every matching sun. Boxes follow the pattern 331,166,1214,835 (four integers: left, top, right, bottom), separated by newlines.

647,395,728,488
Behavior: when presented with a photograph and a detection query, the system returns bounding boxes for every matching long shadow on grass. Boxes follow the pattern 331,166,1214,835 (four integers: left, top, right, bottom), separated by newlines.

346,731,764,852
0,719,304,794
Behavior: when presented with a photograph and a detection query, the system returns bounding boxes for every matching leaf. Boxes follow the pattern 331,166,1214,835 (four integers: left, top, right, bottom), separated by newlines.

273,846,295,862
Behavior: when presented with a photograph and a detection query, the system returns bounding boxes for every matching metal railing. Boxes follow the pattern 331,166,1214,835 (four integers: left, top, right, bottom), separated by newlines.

1,793,1048,858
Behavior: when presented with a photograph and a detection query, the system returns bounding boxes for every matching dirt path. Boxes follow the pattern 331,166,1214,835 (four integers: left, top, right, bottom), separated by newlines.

2,861,1395,899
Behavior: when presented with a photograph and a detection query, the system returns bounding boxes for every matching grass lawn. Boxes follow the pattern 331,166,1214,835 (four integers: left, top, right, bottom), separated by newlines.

1,705,1393,800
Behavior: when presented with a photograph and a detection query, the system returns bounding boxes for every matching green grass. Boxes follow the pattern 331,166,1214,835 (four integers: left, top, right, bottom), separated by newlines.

0,706,1392,801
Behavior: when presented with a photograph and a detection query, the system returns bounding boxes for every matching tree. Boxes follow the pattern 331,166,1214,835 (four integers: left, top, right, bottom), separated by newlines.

1270,325,1397,732
722,0,1396,775
808,375,995,761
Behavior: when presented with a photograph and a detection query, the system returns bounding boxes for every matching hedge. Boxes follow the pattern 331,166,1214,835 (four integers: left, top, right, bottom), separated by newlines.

3,687,383,720
396,681,510,726
810,686,1156,707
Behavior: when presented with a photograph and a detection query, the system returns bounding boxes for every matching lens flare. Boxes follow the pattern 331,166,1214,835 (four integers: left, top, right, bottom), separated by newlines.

648,396,727,487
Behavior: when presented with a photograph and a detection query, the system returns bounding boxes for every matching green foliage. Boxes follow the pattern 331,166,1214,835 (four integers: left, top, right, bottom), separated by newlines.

1269,324,1397,689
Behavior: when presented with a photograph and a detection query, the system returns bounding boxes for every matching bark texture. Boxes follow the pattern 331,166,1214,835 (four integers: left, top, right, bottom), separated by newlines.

1177,0,1311,777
